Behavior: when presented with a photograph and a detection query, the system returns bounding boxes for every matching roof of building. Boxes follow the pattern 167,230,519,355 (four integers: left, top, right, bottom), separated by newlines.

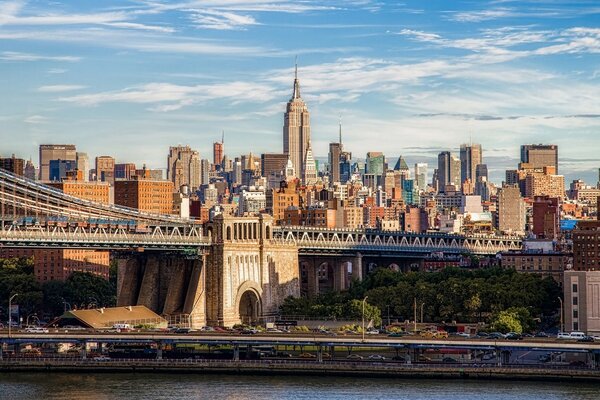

56,305,167,329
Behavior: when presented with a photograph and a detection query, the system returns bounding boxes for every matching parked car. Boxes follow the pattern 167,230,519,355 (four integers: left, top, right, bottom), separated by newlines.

505,332,523,340
299,352,317,359
442,357,458,363
368,354,386,361
487,332,505,340
578,336,595,343
392,355,406,362
535,331,549,338
24,327,49,334
346,354,363,360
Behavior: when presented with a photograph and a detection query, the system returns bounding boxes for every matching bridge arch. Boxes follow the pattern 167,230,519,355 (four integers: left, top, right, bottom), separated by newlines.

235,281,263,325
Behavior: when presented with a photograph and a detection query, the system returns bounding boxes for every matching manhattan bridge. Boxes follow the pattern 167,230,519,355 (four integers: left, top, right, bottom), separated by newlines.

0,169,521,327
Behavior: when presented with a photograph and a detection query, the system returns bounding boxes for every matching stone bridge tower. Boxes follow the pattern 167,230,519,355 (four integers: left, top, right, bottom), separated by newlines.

205,213,299,326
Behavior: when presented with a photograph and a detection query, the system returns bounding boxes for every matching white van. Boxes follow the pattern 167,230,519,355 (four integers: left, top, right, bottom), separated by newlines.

570,331,586,339
112,323,132,331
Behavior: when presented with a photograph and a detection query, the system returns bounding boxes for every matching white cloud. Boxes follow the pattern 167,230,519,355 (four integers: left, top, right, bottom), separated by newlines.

450,8,516,22
37,85,87,92
24,115,48,124
0,51,80,62
188,9,259,30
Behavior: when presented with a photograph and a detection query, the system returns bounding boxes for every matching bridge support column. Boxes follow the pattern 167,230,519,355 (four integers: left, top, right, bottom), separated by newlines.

306,258,319,297
334,260,347,291
317,345,323,363
233,345,240,361
162,260,189,316
352,253,363,282
116,257,141,307
156,343,163,360
137,255,161,311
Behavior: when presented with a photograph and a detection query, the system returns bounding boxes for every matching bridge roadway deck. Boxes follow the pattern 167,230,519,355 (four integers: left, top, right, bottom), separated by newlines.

2,333,599,353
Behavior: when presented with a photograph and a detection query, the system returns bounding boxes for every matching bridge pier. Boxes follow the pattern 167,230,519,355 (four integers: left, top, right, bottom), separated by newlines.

352,253,363,282
305,258,319,297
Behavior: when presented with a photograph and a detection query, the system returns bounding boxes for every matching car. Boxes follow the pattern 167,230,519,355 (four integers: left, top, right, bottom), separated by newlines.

578,336,595,342
453,332,471,338
388,331,409,337
201,326,215,332
442,357,458,363
434,331,449,339
299,352,317,358
241,328,258,335
367,354,386,361
366,329,380,335
174,327,195,334
24,327,49,334
392,355,406,362
346,354,363,360
535,331,549,338
488,332,505,340
505,332,523,340
266,328,283,333
92,356,111,361
475,332,489,338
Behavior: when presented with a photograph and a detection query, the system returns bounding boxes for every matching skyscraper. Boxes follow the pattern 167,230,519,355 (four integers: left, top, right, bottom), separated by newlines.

95,155,115,185
213,132,224,169
39,144,76,181
76,152,89,182
415,163,428,191
366,152,385,176
328,119,343,186
520,144,558,172
303,141,318,185
283,64,311,182
437,151,451,192
167,145,201,192
460,143,482,185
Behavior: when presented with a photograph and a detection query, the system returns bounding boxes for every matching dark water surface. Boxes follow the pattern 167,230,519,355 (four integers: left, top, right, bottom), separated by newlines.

0,373,599,399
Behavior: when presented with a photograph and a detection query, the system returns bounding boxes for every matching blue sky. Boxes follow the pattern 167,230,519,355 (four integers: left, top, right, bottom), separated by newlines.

1,0,599,184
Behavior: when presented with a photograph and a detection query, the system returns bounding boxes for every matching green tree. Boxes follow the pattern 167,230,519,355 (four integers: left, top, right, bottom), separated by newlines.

490,310,522,333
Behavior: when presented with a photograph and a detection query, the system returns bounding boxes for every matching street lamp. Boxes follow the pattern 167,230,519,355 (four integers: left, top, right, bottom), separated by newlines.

8,293,18,338
557,297,564,333
361,296,369,342
420,302,426,324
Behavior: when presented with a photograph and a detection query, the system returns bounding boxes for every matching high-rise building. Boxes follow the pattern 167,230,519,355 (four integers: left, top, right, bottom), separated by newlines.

460,143,482,185
95,155,115,184
532,195,560,240
497,184,526,234
114,178,174,214
115,163,137,180
303,141,318,185
450,155,461,188
521,144,558,172
167,145,201,191
437,151,451,192
200,159,211,185
49,159,76,181
329,142,342,185
0,154,25,176
24,159,36,180
213,134,224,169
261,153,288,177
76,152,89,182
366,152,385,176
415,163,428,191
39,144,76,181
283,64,311,182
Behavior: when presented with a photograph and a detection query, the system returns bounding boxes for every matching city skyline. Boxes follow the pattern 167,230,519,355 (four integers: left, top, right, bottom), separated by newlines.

1,0,600,184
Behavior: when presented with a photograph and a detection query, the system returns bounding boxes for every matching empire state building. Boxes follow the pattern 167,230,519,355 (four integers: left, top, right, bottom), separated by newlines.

283,65,311,182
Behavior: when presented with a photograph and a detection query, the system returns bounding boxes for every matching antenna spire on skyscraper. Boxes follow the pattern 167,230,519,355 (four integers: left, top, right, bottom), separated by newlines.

292,56,301,99
339,114,342,144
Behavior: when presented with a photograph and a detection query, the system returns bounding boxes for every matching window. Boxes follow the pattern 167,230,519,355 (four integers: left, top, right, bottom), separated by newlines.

573,297,578,306
573,283,578,293
573,310,578,319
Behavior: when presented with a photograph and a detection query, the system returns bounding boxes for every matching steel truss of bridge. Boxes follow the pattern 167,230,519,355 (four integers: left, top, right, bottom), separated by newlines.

272,226,523,256
0,222,208,251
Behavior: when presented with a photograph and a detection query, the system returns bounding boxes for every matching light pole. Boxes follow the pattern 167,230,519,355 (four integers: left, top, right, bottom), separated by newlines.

420,302,426,324
413,298,417,333
8,293,18,338
361,296,368,342
387,305,391,327
557,297,564,333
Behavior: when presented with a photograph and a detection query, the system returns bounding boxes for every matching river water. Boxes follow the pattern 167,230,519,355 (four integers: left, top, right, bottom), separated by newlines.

0,373,598,399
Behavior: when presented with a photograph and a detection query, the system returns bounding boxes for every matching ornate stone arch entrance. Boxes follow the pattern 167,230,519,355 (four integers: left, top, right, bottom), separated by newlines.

234,281,262,325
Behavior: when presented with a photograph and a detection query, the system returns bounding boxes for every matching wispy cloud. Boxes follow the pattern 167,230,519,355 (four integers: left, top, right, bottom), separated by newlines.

24,115,48,124
188,9,259,30
37,85,86,92
0,51,80,62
